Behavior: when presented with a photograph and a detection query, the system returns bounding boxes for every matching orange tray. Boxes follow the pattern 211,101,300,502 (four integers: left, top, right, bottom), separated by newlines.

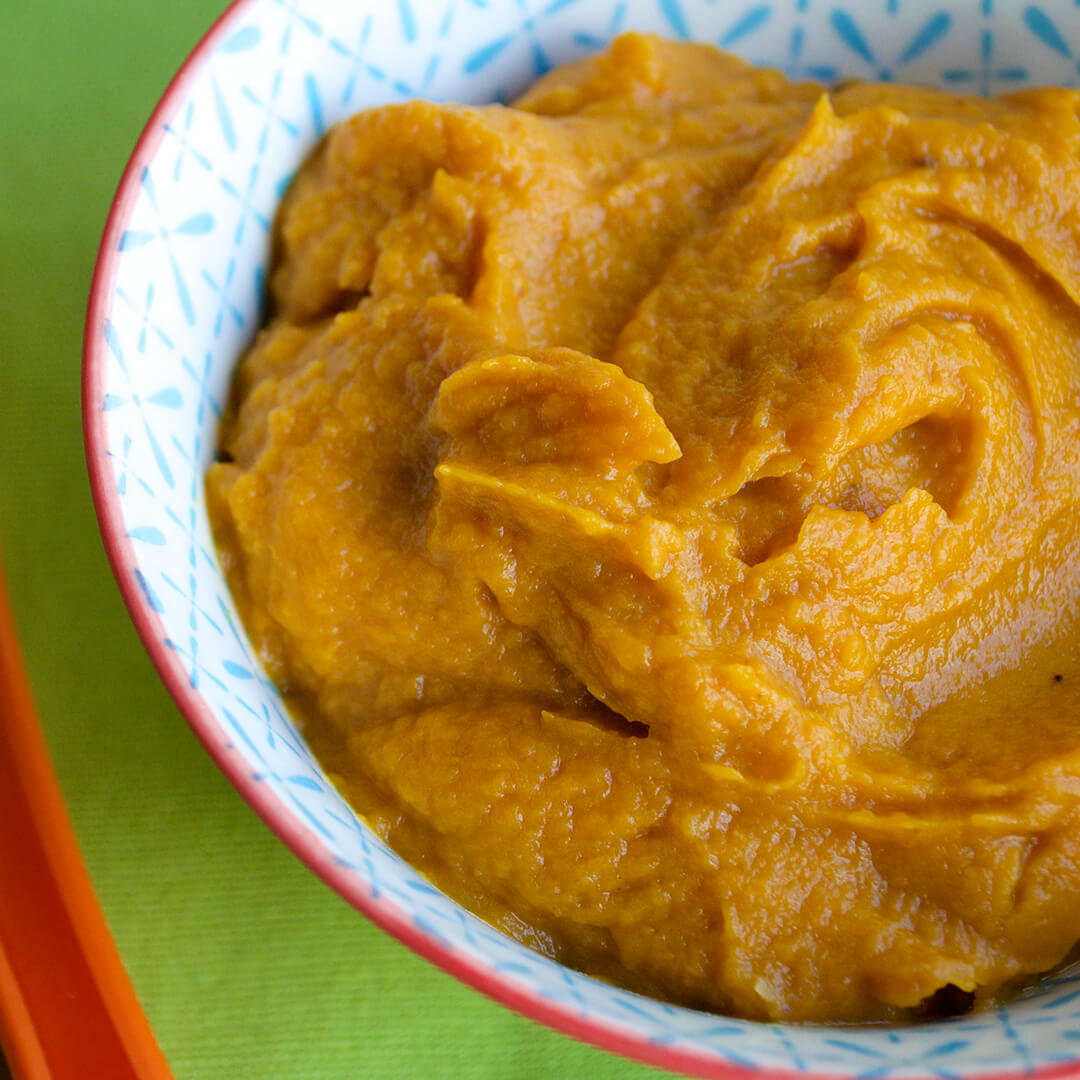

0,560,173,1080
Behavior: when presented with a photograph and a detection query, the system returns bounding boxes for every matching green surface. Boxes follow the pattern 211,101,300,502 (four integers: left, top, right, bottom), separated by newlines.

0,4,673,1077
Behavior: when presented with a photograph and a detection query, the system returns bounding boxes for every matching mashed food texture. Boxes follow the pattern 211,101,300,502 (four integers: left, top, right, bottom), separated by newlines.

208,35,1080,1021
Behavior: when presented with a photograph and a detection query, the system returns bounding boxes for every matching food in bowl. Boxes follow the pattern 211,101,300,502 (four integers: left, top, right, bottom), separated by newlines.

206,33,1080,1022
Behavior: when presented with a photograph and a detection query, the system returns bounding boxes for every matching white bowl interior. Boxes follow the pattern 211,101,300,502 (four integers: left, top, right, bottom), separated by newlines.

92,1,1080,1074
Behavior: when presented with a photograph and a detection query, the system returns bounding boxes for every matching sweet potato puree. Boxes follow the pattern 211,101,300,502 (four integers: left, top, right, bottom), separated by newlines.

207,35,1080,1021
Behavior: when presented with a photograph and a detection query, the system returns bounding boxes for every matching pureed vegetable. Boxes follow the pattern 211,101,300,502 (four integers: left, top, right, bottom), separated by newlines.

207,34,1080,1021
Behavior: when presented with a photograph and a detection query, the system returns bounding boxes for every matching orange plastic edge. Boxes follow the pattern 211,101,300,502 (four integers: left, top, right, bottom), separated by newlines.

0,556,174,1080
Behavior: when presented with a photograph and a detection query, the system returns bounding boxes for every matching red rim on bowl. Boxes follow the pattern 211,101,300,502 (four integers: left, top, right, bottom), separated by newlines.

81,5,1080,1078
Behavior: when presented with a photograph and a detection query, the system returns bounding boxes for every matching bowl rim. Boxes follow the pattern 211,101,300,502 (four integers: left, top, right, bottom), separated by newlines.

80,2,1080,1076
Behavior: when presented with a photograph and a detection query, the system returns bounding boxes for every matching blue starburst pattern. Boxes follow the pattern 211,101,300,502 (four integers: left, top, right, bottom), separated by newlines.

944,27,1028,95
828,8,953,81
94,1,1080,1075
1022,4,1080,84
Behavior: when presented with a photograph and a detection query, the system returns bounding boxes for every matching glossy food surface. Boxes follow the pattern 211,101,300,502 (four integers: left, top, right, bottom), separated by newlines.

207,35,1080,1021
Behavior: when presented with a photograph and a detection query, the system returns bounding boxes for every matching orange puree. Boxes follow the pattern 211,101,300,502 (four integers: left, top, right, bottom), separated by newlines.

207,34,1080,1021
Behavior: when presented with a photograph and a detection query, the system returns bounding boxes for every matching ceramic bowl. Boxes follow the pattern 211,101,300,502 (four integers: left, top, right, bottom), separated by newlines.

84,1,1080,1076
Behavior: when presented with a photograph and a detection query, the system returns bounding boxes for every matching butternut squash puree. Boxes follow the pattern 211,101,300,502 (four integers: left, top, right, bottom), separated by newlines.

207,34,1080,1021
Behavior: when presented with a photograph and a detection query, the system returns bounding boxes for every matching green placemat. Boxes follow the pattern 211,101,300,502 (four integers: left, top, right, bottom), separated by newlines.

0,4,674,1077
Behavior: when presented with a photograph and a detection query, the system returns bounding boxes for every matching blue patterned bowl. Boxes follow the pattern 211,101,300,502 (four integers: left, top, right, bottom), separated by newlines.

84,2,1080,1076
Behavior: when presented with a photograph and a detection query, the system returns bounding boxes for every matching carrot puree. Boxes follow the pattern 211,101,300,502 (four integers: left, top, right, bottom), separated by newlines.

208,35,1080,1021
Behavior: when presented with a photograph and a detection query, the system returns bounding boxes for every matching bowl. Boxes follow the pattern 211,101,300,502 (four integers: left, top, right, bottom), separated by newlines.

83,1,1080,1075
